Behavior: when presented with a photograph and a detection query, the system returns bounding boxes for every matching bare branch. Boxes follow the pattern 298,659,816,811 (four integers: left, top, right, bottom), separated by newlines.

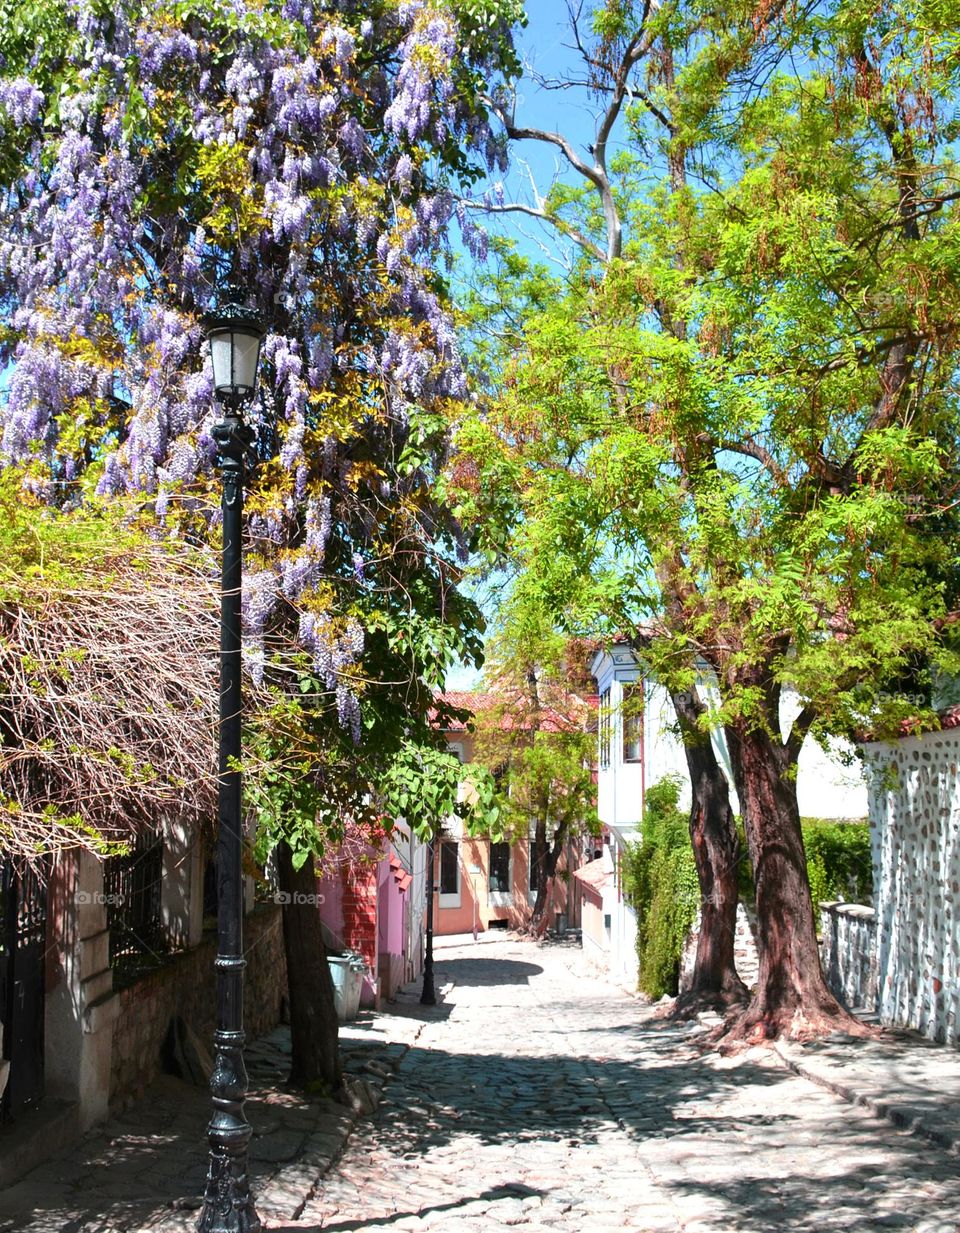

458,198,605,261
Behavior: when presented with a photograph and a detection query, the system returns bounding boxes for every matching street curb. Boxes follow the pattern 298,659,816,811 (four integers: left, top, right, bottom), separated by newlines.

773,1040,960,1157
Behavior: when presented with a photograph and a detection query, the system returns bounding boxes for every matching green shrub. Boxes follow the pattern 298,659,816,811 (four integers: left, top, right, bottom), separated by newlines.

620,780,872,996
800,818,872,917
729,817,871,917
620,776,700,1000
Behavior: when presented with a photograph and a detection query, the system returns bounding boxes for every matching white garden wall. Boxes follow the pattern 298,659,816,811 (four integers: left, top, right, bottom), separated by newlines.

862,721,960,1046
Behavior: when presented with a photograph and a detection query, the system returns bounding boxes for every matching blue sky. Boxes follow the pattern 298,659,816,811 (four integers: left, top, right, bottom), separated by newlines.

445,3,603,691
482,1,611,264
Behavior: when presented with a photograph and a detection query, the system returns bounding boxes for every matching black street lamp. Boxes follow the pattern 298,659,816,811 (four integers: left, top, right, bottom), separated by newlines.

198,298,264,1233
421,833,436,1005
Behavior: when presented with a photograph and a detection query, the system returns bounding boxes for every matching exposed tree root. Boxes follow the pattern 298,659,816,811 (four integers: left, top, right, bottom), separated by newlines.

671,979,750,1022
715,996,877,1053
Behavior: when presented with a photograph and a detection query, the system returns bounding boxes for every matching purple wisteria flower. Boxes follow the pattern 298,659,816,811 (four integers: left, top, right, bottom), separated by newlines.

0,0,518,737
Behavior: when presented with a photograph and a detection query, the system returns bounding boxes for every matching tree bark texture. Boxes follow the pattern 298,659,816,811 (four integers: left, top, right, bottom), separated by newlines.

276,843,343,1093
669,686,748,1013
527,816,566,935
724,722,866,1041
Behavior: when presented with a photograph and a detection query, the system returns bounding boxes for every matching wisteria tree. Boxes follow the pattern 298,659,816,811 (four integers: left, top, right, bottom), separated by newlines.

0,0,524,1087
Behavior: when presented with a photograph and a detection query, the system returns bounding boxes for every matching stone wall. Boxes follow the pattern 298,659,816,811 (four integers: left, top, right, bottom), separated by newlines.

863,723,960,1046
679,903,759,993
820,902,879,1012
110,903,286,1106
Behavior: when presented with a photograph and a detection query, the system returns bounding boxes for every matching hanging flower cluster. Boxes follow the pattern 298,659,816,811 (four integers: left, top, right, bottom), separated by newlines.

0,0,520,738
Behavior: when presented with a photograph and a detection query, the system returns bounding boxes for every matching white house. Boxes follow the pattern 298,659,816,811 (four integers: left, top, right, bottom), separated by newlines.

586,642,868,987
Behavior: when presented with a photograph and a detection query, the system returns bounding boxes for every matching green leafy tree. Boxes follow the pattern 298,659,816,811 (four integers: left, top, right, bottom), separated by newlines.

456,0,960,1040
470,597,599,934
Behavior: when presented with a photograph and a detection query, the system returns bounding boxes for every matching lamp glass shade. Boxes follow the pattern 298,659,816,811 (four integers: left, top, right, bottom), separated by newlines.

209,325,262,402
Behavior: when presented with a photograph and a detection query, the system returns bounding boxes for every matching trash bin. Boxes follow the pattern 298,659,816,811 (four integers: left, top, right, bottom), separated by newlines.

327,954,351,1022
344,953,365,1020
328,953,366,1022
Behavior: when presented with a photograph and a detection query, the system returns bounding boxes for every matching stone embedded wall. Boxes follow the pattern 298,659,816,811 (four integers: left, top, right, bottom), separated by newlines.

110,904,286,1106
820,902,879,1012
679,903,759,993
863,725,960,1046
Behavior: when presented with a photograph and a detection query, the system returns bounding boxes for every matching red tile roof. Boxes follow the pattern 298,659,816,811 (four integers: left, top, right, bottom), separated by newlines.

432,689,591,734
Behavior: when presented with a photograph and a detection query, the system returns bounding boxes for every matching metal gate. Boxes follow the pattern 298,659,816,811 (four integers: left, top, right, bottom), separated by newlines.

0,862,47,1120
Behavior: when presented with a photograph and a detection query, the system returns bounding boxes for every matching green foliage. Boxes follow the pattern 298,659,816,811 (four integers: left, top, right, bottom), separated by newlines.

470,595,599,846
0,469,156,603
620,776,700,1000
800,818,872,919
246,673,500,872
731,814,871,923
453,0,960,761
380,738,500,842
621,782,871,999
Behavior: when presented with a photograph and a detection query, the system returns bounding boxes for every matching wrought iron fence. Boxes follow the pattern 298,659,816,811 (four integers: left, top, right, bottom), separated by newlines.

104,831,169,986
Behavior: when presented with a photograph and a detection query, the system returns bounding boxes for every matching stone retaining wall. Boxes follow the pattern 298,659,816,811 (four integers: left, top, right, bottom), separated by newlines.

820,901,879,1012
110,903,286,1106
679,903,759,992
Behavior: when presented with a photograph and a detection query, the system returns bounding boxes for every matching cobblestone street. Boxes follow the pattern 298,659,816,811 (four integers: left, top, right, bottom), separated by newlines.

2,936,959,1233
293,939,959,1233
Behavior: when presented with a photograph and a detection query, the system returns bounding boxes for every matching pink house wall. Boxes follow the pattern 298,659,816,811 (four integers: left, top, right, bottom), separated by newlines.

377,856,407,1000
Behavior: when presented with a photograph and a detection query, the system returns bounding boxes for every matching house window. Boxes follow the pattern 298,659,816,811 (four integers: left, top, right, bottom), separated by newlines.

599,687,611,768
489,841,511,893
528,839,539,892
622,682,643,763
439,841,459,896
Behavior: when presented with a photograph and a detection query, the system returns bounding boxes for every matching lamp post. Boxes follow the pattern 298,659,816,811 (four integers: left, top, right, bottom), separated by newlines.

420,833,436,1005
198,298,264,1233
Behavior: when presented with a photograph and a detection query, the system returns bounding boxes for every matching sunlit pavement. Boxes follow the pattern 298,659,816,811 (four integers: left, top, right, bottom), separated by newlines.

2,936,958,1233
288,937,958,1233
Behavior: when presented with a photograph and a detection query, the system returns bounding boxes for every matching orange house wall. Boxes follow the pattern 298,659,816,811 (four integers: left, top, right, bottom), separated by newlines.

433,836,572,935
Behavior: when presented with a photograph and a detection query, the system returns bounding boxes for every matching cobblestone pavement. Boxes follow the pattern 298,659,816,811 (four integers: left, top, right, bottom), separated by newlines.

2,936,959,1233
0,1013,421,1233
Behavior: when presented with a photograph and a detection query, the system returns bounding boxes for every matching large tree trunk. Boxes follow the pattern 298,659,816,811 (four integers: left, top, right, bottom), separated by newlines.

723,722,867,1042
276,843,343,1094
670,686,748,1015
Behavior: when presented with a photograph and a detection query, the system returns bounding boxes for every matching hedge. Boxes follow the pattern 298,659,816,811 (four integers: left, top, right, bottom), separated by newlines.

621,777,872,1000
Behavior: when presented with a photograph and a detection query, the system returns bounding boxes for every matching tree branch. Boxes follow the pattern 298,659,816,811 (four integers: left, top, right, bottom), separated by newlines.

458,198,605,261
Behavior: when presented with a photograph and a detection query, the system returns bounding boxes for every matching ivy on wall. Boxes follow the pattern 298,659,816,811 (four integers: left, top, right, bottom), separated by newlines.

621,777,700,1001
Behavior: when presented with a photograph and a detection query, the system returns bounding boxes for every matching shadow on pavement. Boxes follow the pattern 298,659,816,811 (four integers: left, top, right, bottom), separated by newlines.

269,1182,549,1232
432,957,544,986
2,949,958,1233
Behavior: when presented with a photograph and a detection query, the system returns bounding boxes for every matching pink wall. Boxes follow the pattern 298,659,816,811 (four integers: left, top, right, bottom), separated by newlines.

377,856,407,999
316,870,345,948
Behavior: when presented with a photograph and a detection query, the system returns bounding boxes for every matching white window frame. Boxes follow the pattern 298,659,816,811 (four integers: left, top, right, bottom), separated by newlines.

488,839,513,907
438,838,461,909
599,687,612,769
